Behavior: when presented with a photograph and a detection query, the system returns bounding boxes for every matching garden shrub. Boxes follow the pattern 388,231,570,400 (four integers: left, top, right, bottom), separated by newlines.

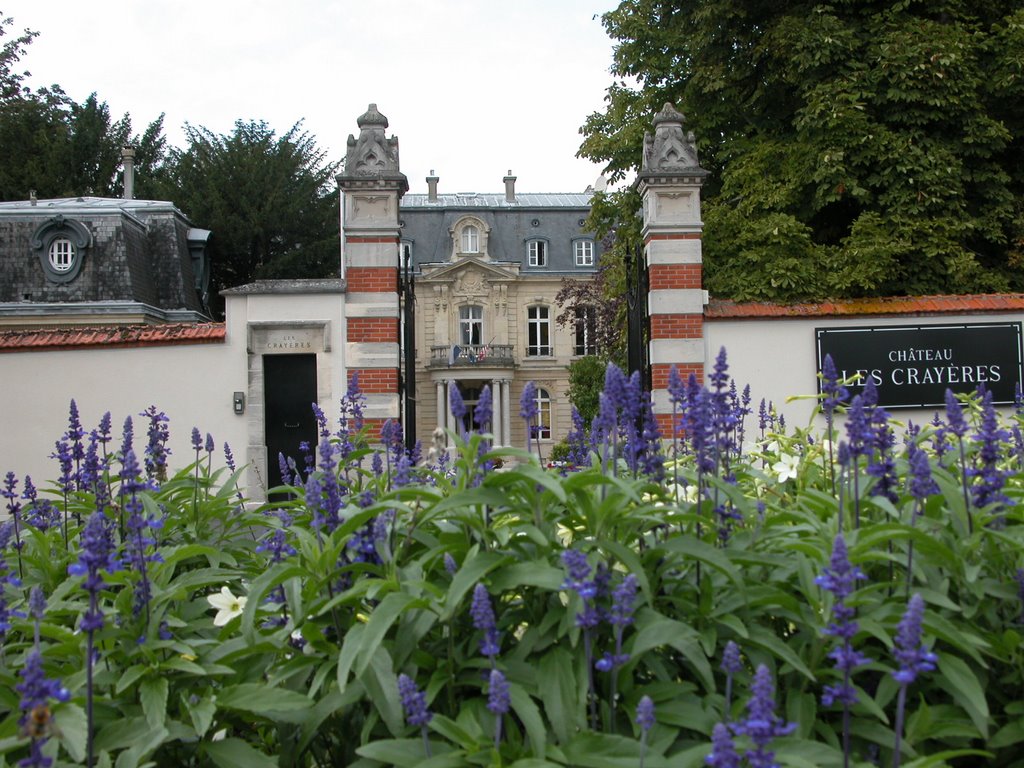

0,351,1021,767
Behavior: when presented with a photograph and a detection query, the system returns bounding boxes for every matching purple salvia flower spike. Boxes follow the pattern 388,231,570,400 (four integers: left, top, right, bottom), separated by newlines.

705,722,741,768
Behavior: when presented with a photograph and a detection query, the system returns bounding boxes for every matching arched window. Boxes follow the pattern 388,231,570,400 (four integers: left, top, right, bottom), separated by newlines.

461,225,479,254
48,239,76,273
527,305,551,356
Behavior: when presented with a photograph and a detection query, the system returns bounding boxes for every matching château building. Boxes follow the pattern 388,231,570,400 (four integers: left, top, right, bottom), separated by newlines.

399,171,603,452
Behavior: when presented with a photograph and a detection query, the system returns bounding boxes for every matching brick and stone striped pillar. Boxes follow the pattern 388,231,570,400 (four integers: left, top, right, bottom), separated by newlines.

336,104,408,440
634,103,708,436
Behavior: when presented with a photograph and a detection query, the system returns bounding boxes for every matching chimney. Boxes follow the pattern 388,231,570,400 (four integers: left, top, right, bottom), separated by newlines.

122,147,136,200
504,169,516,203
426,170,439,203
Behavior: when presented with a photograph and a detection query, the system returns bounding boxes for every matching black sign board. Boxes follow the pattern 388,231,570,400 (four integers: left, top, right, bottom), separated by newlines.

815,322,1023,408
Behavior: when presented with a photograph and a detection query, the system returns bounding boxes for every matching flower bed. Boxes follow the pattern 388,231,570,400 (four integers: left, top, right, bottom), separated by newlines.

0,353,1021,767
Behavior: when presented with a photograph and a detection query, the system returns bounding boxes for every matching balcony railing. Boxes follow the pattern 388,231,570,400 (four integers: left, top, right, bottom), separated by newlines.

428,344,516,368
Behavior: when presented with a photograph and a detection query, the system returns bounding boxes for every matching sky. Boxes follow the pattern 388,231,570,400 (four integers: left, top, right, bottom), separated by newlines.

3,0,622,196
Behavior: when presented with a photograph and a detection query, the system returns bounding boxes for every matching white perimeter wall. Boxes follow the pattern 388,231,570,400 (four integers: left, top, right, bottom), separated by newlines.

705,311,1024,431
1,340,246,493
1,288,348,500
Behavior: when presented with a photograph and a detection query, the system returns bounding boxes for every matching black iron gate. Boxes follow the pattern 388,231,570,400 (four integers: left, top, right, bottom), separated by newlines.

399,244,417,451
625,244,650,392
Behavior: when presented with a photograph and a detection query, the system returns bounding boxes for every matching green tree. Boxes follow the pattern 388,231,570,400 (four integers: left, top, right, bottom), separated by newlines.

162,120,340,313
580,0,1024,301
0,14,168,201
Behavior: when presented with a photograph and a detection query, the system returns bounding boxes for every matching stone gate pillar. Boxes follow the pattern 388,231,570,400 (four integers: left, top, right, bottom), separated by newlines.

336,104,408,438
634,103,708,435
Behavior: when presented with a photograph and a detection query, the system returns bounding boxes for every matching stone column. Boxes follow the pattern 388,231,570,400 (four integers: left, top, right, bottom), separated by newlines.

501,379,512,450
490,378,503,446
634,103,708,436
336,104,409,441
435,381,446,435
445,379,457,445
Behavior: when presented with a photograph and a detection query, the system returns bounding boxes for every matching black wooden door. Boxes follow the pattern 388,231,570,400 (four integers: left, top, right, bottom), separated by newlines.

264,354,317,493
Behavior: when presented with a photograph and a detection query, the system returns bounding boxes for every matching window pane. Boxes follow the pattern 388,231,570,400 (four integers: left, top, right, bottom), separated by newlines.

528,240,546,267
527,306,551,356
462,225,479,253
574,240,594,266
460,305,483,345
48,239,75,272
536,387,551,440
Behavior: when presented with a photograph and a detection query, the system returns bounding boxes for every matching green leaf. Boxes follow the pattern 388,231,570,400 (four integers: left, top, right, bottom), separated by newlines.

111,724,169,768
336,622,366,693
562,731,667,768
427,714,479,750
441,550,508,622
216,683,312,715
937,654,989,738
115,664,149,695
139,677,168,730
538,648,581,745
657,536,742,586
53,702,87,763
186,692,217,738
356,591,425,677
489,560,565,592
204,737,280,768
510,682,547,759
630,613,715,691
746,625,816,681
361,645,405,737
356,738,457,767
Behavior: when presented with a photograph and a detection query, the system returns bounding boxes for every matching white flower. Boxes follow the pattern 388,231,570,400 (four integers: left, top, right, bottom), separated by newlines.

772,453,800,483
207,586,247,626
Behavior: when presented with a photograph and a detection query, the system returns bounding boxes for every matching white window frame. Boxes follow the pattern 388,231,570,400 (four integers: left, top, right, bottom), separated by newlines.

527,305,552,356
461,225,479,254
459,305,483,346
573,239,595,267
48,238,76,273
527,239,547,267
534,387,552,440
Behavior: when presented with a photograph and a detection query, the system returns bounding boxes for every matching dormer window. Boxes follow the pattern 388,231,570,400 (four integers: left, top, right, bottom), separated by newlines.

574,239,595,267
32,215,92,284
462,225,479,254
452,217,489,259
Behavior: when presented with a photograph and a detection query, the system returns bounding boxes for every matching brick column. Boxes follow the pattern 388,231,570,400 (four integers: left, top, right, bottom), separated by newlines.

336,104,408,440
634,103,708,436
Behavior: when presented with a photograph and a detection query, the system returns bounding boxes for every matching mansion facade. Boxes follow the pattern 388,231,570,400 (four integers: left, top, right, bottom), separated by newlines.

399,181,602,452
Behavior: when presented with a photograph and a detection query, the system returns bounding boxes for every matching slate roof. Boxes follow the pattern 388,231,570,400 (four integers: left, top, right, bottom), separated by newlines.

400,192,598,273
401,193,592,209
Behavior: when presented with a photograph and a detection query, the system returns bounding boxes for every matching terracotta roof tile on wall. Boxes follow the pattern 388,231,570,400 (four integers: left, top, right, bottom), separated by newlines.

705,294,1024,319
0,323,226,352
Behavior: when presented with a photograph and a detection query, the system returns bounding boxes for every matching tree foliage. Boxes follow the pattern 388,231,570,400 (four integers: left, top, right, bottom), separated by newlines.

580,0,1024,301
162,120,341,312
0,15,168,201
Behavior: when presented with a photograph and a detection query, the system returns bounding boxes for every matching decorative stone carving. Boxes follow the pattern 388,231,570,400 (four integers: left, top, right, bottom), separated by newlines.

345,103,400,176
493,284,508,316
454,268,486,298
642,103,701,173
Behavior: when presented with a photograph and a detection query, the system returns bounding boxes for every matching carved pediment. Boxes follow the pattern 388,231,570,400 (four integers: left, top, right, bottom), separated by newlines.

419,257,518,285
